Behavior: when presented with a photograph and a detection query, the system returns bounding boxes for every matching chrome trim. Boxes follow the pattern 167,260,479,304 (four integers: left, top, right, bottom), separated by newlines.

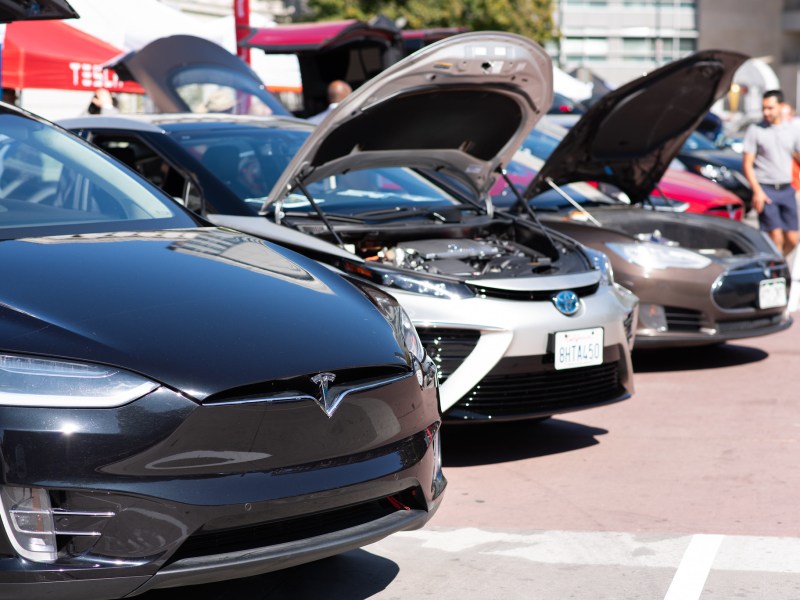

311,372,337,416
322,373,413,417
51,509,115,537
209,373,414,411
52,509,115,518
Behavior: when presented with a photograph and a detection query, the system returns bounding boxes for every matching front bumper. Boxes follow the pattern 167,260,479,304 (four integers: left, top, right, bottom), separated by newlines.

393,281,637,419
629,259,793,348
0,375,444,599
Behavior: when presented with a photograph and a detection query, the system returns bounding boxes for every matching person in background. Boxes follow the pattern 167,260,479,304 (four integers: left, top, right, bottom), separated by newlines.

86,89,119,115
308,80,352,124
742,90,800,255
2,88,19,106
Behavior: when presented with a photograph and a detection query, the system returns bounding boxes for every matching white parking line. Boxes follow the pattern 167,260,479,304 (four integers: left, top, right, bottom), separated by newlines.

663,534,724,600
389,528,800,574
789,246,800,312
369,528,800,599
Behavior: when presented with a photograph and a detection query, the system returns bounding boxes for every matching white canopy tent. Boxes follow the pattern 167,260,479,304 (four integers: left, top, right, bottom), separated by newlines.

553,66,594,101
733,57,781,120
65,0,242,53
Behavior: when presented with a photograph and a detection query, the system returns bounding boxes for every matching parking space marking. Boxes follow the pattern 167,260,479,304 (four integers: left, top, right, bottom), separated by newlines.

663,534,723,600
390,528,800,574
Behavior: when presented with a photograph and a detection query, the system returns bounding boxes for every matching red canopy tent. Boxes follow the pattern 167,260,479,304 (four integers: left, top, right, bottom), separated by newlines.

3,19,143,93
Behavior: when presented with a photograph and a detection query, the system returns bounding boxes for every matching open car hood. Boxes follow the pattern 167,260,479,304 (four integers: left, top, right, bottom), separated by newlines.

0,0,77,21
261,31,552,211
106,34,289,116
523,50,748,203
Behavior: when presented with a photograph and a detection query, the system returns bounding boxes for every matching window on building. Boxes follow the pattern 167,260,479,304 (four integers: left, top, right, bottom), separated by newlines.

661,38,696,54
563,0,609,6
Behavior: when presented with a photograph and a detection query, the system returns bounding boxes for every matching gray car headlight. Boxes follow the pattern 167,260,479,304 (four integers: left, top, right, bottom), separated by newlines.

0,354,159,408
582,246,615,285
606,242,712,270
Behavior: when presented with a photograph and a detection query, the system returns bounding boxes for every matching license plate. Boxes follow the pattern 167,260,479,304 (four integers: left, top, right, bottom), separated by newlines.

554,327,604,370
758,277,787,309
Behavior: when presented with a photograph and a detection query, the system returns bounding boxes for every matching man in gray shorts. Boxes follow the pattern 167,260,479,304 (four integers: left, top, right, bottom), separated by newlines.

742,89,800,255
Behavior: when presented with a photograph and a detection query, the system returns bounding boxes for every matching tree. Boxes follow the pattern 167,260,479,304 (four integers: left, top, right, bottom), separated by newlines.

305,0,556,46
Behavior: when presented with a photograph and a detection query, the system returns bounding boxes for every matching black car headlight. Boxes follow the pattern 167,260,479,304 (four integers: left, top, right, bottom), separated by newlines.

0,354,159,408
355,284,436,389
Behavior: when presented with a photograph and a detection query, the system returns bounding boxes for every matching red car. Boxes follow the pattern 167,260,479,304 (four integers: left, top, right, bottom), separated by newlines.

655,168,744,220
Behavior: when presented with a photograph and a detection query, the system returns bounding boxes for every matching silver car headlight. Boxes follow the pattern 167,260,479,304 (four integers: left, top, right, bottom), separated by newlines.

694,163,736,186
606,242,712,270
380,270,475,300
347,262,474,300
0,354,159,408
582,246,615,286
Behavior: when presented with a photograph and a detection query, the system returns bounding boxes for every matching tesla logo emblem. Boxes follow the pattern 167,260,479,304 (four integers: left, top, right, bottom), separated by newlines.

311,372,337,416
553,290,580,316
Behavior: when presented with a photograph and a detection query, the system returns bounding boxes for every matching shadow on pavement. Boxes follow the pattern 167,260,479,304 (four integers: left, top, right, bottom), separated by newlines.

139,550,398,600
441,418,607,467
632,342,768,373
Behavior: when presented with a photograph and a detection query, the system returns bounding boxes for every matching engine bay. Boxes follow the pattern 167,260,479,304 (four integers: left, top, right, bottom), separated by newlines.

358,237,555,279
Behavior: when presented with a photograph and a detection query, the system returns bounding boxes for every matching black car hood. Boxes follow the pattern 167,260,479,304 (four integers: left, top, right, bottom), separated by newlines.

0,228,409,400
106,34,290,116
262,31,553,211
524,50,749,203
0,0,77,22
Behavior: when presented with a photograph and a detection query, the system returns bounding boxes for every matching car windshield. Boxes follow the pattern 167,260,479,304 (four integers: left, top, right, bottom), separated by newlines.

284,167,461,218
171,66,288,116
170,126,461,216
489,150,622,212
521,127,562,160
0,110,194,239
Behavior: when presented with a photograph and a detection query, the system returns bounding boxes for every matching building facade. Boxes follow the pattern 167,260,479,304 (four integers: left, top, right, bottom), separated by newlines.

551,0,699,90
553,0,800,109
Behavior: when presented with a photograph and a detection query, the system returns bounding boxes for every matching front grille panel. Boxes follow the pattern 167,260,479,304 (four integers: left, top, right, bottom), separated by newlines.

467,281,600,301
713,260,791,310
167,488,421,565
417,328,480,383
664,307,704,332
203,365,408,405
717,314,785,333
449,361,624,420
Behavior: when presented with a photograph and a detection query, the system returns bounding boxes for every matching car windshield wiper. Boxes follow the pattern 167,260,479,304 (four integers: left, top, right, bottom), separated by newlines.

353,205,477,223
282,210,366,224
